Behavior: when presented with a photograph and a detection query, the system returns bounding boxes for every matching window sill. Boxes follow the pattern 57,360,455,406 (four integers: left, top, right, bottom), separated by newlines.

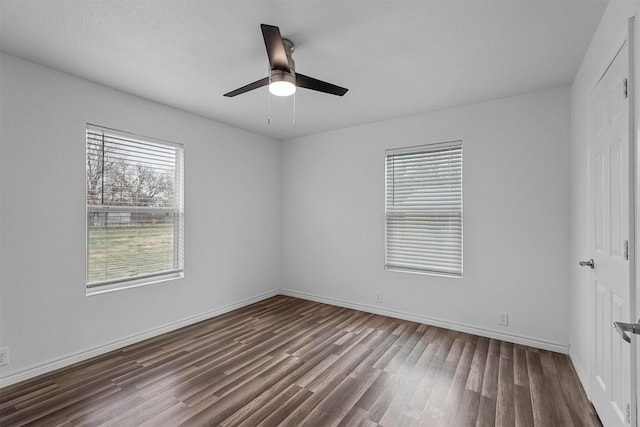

86,272,184,296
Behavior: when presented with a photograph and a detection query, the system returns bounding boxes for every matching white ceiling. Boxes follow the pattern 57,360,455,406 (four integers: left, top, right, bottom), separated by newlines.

0,0,607,140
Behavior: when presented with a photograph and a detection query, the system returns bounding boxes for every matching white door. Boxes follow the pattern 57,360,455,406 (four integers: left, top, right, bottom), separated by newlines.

589,41,633,426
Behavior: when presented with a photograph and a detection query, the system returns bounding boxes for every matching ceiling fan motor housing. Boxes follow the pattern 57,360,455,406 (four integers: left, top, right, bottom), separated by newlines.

270,38,296,84
270,69,296,86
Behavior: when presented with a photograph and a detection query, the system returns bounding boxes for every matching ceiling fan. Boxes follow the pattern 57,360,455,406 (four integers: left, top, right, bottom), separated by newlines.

224,24,348,98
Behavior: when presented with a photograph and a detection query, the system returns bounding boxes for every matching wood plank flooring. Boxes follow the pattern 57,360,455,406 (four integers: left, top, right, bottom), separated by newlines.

0,296,601,426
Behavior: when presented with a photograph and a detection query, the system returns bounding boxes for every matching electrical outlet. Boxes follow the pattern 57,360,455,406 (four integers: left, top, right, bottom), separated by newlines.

0,347,9,366
376,292,382,303
498,311,509,326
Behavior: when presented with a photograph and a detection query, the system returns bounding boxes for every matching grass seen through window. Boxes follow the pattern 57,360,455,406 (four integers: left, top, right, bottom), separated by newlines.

88,223,175,283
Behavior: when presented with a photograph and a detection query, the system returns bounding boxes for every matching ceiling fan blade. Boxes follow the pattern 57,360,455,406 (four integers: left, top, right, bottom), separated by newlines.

223,77,269,97
296,73,348,96
261,24,290,71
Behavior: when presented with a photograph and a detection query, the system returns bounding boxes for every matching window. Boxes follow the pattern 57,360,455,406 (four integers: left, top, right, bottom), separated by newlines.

86,124,184,293
385,141,462,276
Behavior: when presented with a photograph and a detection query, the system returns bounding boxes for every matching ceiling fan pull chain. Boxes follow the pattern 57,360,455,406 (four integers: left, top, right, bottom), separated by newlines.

293,92,296,126
267,90,271,125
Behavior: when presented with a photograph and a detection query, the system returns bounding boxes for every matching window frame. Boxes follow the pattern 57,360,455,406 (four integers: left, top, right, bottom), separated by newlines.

85,124,184,295
384,140,463,277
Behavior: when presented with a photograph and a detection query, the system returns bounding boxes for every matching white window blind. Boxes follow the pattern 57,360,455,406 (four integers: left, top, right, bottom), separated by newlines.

385,141,462,276
86,124,184,291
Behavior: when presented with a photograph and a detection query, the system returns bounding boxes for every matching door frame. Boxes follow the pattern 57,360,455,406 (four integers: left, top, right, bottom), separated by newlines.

628,16,638,427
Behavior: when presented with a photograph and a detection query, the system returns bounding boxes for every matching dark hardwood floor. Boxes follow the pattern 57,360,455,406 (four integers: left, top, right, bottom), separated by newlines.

0,295,601,426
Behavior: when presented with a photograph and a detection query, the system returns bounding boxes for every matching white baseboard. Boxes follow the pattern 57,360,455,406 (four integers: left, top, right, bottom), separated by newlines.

279,288,569,354
569,348,591,400
0,289,279,389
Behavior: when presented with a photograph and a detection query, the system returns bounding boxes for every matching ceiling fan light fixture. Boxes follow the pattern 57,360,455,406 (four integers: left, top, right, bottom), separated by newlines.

269,70,296,96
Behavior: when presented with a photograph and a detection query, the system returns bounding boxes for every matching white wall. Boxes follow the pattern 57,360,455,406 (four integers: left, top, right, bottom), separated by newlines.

281,87,571,351
0,54,281,386
569,0,640,395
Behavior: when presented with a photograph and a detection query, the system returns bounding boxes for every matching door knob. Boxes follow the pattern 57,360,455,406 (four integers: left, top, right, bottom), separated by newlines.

579,259,594,269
